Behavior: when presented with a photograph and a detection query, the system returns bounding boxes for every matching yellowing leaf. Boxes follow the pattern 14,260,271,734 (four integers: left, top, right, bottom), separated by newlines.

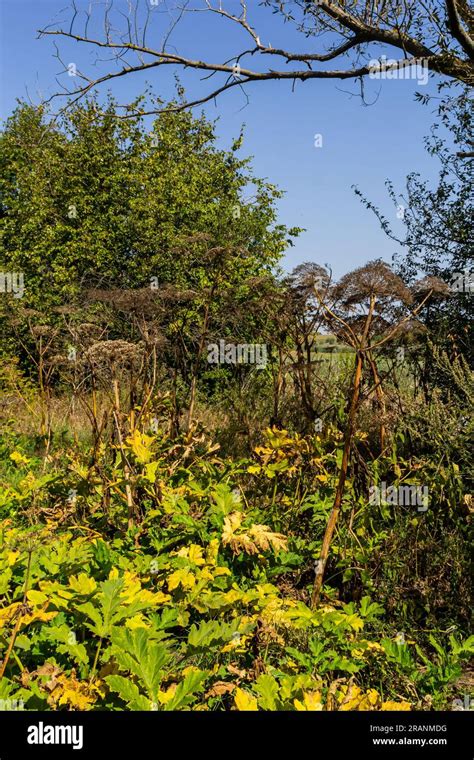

222,513,287,556
175,544,206,566
338,684,363,711
222,512,243,540
7,551,19,566
154,591,172,604
213,566,231,577
221,634,250,653
21,607,58,628
0,602,20,629
47,672,103,711
205,538,219,566
58,688,96,710
247,465,261,475
26,589,48,605
157,684,177,705
68,573,98,595
365,641,384,651
125,614,150,630
249,524,287,553
365,689,380,707
294,691,323,711
381,700,411,711
144,460,160,483
10,451,30,466
120,572,143,601
168,568,195,592
126,429,155,464
234,688,258,711
119,571,170,606
354,688,381,710
222,513,257,555
181,665,201,677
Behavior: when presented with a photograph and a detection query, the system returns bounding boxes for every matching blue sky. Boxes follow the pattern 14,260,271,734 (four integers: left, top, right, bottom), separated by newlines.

0,0,446,277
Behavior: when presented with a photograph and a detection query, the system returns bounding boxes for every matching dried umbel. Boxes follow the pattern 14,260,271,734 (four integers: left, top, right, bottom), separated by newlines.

83,340,144,374
29,324,55,338
85,288,162,314
286,263,331,315
47,354,71,368
288,262,330,293
17,308,42,319
72,322,103,340
411,276,451,302
154,286,198,304
333,260,413,308
45,322,106,369
88,284,199,306
53,305,79,316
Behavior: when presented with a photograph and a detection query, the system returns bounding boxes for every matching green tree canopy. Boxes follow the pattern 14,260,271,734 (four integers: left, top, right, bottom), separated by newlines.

0,97,296,312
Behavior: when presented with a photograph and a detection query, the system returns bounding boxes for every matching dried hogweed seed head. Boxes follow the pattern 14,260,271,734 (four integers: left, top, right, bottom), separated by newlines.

334,260,413,307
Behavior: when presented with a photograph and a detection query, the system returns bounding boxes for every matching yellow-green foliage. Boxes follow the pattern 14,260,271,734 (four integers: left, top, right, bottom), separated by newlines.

0,427,471,711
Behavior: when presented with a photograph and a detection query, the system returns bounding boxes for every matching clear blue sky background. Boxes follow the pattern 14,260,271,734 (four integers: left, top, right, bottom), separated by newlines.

0,0,446,277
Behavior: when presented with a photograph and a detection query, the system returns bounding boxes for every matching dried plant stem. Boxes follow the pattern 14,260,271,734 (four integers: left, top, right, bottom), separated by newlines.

367,350,387,452
311,349,364,608
311,295,375,608
112,378,134,530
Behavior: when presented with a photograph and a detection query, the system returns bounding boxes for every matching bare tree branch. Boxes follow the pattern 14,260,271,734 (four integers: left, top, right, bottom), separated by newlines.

37,0,474,115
